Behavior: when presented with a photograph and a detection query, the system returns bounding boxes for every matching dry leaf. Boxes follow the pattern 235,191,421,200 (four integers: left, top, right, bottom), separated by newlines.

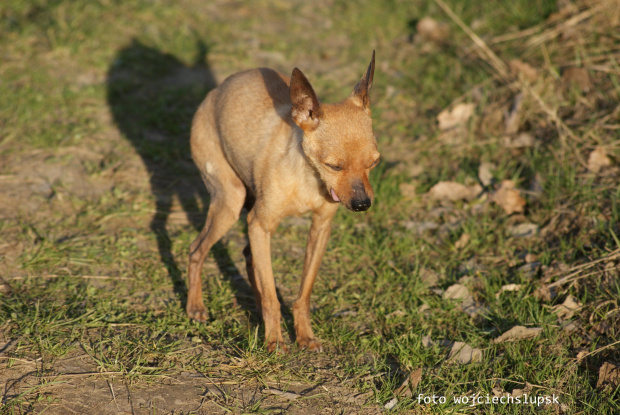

576,350,588,364
517,262,541,279
437,103,475,131
443,284,471,301
534,284,558,301
387,310,406,319
508,223,539,238
510,382,533,398
443,284,485,317
495,284,522,298
525,253,538,263
421,335,434,348
503,132,535,149
492,180,526,215
597,362,620,388
454,233,470,250
509,59,539,82
492,386,506,397
562,321,579,333
416,17,450,43
409,368,423,390
395,368,423,397
493,326,542,343
504,93,523,134
562,67,593,93
563,295,581,309
553,295,581,319
394,379,410,396
384,397,398,410
511,388,524,398
421,336,452,348
478,162,496,186
449,341,482,364
419,267,440,287
587,147,612,174
429,181,482,202
264,388,300,400
461,300,487,318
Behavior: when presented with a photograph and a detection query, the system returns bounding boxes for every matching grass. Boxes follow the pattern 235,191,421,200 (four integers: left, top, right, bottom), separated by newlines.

1,0,619,413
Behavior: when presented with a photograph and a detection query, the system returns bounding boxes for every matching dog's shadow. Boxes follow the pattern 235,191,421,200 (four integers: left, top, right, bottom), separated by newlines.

106,39,259,318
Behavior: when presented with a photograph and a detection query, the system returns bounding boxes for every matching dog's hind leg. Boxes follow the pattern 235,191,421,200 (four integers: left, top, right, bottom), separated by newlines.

187,108,246,322
241,196,263,316
243,242,263,317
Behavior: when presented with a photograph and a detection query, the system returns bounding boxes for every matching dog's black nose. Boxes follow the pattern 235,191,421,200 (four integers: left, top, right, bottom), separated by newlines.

351,197,371,212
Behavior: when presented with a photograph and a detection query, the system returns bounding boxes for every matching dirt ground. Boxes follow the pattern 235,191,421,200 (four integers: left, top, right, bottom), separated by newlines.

1,348,380,414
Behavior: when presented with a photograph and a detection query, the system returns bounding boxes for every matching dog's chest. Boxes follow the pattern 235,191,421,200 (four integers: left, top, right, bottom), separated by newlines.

270,158,328,217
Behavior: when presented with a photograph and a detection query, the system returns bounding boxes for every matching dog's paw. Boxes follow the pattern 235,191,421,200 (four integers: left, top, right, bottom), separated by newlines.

187,305,209,322
266,340,288,354
298,337,324,352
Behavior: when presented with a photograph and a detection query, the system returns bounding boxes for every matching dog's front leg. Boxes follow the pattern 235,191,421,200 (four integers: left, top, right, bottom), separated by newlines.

293,204,338,352
247,209,285,353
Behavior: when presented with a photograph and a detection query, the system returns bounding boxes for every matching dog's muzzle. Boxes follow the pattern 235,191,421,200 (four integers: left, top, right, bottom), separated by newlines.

349,179,372,211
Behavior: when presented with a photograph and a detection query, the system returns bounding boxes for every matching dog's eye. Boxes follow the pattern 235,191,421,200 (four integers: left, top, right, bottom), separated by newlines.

370,158,380,168
325,163,343,171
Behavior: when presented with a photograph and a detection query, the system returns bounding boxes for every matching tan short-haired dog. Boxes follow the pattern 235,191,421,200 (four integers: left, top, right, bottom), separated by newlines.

187,52,379,352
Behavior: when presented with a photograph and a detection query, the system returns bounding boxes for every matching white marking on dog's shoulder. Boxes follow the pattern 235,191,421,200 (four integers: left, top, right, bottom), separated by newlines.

205,161,215,175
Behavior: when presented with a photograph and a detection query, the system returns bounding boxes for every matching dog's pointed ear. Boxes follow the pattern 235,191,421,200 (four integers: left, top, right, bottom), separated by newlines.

290,68,322,131
350,50,375,109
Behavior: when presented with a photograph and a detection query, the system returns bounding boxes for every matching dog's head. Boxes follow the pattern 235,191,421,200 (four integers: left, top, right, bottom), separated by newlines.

290,51,380,212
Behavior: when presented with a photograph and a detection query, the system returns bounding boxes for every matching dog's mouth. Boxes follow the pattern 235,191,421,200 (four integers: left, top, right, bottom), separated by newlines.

330,188,340,202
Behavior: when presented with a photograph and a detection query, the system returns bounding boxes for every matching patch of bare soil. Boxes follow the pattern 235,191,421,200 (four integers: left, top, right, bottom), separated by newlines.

1,347,380,414
0,147,113,219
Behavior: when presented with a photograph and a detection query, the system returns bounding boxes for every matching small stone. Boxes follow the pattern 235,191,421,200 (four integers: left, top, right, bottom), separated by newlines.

508,223,539,238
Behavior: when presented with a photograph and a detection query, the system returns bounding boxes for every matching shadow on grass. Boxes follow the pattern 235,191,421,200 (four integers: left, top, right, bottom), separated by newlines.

106,38,257,318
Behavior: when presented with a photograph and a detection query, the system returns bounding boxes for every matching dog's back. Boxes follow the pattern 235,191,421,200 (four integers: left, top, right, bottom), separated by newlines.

191,68,322,214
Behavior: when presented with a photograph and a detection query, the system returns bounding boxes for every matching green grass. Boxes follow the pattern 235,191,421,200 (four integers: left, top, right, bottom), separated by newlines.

1,0,619,413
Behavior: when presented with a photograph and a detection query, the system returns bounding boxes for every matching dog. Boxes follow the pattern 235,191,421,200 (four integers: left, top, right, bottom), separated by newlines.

186,51,380,352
